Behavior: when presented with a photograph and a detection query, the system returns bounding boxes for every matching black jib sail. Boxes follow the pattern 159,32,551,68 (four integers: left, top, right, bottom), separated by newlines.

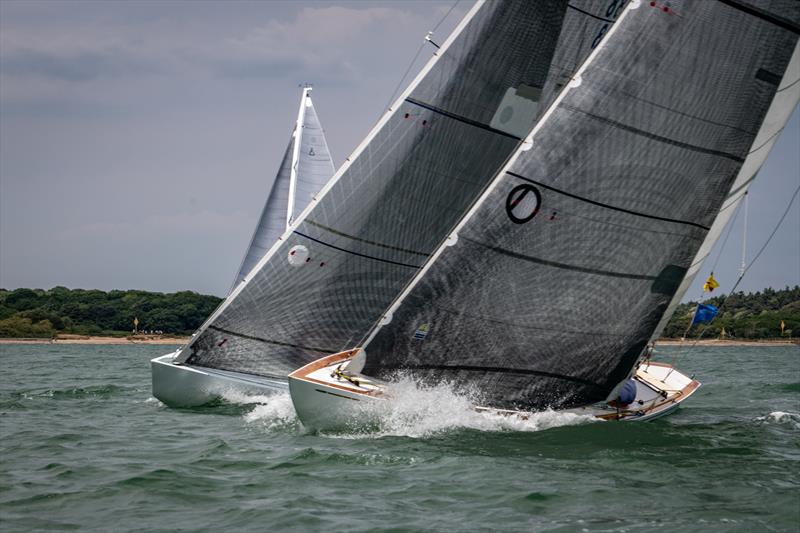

360,0,800,411
177,0,630,378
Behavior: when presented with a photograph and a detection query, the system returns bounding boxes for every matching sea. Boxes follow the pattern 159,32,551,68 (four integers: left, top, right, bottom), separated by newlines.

1,343,798,532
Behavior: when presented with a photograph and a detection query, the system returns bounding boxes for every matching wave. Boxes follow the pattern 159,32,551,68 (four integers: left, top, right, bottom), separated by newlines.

241,376,597,438
14,384,132,400
754,411,800,429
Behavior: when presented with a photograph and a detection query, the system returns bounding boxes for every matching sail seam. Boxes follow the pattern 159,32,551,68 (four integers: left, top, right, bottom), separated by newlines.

561,104,746,163
405,97,523,140
506,171,711,230
715,0,800,35
304,219,429,256
294,230,423,269
464,236,659,280
380,364,605,389
617,89,757,137
208,325,336,354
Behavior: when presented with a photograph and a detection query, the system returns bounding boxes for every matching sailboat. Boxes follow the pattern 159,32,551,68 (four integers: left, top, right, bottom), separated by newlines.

288,0,800,430
156,0,624,406
151,87,335,406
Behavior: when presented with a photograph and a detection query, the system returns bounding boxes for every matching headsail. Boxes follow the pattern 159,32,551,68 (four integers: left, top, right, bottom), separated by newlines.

179,1,628,376
232,88,335,290
360,0,800,411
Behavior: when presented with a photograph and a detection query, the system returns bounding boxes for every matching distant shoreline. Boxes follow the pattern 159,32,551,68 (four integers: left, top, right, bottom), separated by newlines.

655,338,797,346
0,334,188,345
0,336,796,346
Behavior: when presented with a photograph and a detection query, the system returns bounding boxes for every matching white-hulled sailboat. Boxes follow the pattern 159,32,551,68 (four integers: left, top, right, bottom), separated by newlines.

289,0,800,430
152,87,335,406
155,1,611,408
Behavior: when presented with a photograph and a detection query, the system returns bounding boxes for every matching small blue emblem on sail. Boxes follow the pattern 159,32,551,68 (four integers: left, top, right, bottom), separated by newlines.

413,323,429,340
691,304,718,325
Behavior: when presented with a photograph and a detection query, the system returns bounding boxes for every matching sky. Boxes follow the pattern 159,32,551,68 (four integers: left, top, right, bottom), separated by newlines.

1,0,798,299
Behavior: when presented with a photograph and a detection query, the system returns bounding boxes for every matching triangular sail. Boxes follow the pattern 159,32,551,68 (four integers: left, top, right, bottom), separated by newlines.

289,90,335,225
232,135,295,289
360,1,800,411
178,1,626,376
232,88,335,290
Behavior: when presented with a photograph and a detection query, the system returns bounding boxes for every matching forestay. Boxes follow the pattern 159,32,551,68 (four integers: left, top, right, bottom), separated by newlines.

361,0,800,411
232,88,335,289
180,0,629,377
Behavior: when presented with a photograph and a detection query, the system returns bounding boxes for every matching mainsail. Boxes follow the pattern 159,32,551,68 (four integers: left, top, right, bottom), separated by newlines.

232,87,335,289
177,1,634,377
359,0,800,411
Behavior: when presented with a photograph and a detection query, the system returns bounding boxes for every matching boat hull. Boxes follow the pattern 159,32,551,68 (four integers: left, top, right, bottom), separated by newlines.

288,351,701,430
151,351,287,407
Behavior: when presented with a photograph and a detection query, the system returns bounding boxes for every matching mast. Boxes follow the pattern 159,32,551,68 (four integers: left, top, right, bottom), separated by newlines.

287,87,311,228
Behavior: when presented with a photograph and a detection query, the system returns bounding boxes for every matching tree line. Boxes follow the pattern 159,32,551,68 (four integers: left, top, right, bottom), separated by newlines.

661,285,799,339
0,287,222,338
0,285,797,339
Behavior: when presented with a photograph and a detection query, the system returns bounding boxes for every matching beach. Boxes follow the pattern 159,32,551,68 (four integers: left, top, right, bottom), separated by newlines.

0,334,188,345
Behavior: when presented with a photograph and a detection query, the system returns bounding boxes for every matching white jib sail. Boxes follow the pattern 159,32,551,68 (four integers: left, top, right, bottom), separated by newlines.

232,88,335,290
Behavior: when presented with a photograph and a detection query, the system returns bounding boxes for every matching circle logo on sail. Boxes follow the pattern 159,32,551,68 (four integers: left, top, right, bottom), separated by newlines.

505,184,541,224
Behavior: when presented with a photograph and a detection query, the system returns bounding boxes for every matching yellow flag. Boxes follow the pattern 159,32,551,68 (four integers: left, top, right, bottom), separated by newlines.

703,273,720,292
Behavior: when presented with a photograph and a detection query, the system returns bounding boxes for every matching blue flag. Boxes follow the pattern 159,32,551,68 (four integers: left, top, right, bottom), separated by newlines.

691,303,718,325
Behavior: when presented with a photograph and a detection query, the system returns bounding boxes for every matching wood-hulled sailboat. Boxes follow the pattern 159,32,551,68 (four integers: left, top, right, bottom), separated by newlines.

289,0,800,430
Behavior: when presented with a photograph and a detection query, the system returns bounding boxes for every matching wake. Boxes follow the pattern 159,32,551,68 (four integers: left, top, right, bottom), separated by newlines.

238,377,596,438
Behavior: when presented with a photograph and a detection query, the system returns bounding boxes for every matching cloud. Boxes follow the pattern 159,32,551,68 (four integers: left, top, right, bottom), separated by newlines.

0,4,426,84
205,6,427,81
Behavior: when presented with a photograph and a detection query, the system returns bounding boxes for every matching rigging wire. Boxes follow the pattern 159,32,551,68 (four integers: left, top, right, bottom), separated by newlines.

383,0,461,112
666,183,800,374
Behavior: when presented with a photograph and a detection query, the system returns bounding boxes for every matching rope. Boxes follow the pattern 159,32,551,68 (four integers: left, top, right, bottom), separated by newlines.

383,0,461,111
667,184,800,374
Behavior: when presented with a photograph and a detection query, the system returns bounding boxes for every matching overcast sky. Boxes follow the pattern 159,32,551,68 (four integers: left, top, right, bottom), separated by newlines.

1,0,798,299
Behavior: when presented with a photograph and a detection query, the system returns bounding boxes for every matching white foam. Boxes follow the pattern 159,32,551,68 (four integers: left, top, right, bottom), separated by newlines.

325,376,597,439
219,387,281,407
238,391,301,431
755,411,800,429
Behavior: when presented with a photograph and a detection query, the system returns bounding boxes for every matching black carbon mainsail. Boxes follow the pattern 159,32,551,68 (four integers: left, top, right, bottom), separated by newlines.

178,0,631,378
360,0,799,410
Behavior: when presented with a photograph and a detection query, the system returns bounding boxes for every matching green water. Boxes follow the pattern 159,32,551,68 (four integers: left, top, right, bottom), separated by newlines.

1,344,798,532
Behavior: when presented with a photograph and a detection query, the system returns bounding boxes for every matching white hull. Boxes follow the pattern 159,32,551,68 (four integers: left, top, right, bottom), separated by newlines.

151,351,287,407
289,351,701,431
